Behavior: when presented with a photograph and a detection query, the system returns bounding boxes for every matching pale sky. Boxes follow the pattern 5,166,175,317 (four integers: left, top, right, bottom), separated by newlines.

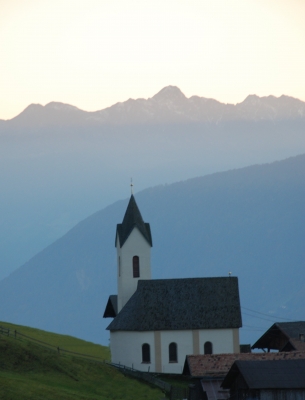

0,0,305,120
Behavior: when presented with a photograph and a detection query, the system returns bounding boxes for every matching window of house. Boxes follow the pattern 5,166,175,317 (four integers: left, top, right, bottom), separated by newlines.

142,343,150,363
204,341,213,355
118,256,121,277
169,342,178,362
133,256,140,278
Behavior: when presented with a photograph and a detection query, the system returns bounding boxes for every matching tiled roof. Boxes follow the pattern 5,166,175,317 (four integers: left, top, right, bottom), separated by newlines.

115,195,152,247
222,359,305,389
184,351,305,378
107,277,242,331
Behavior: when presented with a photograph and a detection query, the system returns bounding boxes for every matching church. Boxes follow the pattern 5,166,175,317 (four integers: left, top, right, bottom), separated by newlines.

104,194,242,374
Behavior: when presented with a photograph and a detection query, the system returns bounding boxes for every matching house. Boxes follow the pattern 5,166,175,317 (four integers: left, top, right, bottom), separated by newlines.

221,359,305,399
183,352,305,400
252,321,305,352
104,194,242,373
183,351,305,378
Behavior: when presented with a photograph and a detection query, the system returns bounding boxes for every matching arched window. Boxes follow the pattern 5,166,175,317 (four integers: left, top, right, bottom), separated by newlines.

142,343,150,363
204,341,213,355
133,256,140,278
169,342,178,362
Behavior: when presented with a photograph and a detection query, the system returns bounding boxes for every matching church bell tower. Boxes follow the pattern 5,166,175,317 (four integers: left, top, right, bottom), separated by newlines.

115,194,152,312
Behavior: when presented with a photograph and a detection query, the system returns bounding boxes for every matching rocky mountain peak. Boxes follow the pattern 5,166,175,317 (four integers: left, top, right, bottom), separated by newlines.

242,94,261,106
152,86,187,102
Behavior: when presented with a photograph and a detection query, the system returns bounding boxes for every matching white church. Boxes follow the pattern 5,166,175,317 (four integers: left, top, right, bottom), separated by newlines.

103,194,242,374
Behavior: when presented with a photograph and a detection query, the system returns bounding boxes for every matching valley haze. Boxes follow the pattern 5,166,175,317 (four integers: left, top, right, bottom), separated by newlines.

0,86,304,348
0,154,304,348
1,86,305,280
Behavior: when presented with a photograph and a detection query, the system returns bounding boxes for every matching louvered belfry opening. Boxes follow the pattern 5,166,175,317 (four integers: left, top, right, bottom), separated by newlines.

142,343,150,363
133,256,140,277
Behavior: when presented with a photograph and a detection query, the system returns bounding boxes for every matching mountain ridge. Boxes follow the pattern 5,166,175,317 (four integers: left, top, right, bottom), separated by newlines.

1,86,305,127
1,86,305,281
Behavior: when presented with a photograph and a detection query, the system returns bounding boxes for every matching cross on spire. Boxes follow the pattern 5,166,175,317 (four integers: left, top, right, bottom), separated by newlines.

130,178,134,195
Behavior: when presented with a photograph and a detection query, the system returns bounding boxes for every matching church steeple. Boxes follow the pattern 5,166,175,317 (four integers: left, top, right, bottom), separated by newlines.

115,195,152,312
115,195,152,248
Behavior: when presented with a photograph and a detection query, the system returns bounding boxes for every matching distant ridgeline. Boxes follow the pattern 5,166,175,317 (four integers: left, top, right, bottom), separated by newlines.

0,87,305,282
2,86,305,127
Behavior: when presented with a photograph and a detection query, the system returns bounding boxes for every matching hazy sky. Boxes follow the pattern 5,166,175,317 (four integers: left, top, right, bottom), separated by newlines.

1,0,304,120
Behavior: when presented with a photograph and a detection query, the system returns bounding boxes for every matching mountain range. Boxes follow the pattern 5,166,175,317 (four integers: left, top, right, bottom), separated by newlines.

1,86,305,127
0,154,304,346
0,86,305,280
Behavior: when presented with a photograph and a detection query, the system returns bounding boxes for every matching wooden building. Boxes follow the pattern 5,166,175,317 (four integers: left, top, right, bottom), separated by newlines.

222,359,305,400
252,322,305,352
183,352,305,400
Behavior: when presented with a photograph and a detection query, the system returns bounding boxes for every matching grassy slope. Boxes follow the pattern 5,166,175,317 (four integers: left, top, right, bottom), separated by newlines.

0,321,110,360
0,322,163,400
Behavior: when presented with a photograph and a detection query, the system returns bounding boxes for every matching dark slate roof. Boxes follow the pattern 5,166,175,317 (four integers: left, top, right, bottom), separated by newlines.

222,359,305,389
252,321,305,350
115,195,152,248
103,295,118,318
277,322,305,339
107,277,242,331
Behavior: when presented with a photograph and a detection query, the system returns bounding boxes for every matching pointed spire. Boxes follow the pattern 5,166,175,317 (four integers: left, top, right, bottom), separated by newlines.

115,195,152,248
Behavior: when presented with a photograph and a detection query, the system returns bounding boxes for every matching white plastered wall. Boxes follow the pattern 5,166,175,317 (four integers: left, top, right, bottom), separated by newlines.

160,330,193,374
116,227,151,312
110,328,239,374
198,328,239,354
110,331,155,372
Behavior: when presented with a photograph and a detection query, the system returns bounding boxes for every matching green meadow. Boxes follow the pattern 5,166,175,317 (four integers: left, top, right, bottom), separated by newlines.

0,321,163,400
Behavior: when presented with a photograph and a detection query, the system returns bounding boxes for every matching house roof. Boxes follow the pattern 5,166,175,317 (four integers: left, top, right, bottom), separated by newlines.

252,321,305,351
183,352,305,378
107,277,242,331
103,295,118,318
115,195,152,248
222,359,305,389
282,338,305,352
276,322,305,339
